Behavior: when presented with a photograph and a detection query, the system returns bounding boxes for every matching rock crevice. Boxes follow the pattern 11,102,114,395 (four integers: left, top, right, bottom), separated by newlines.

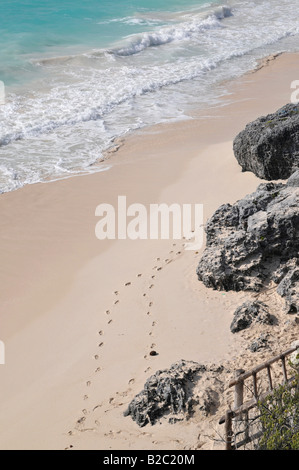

197,172,299,313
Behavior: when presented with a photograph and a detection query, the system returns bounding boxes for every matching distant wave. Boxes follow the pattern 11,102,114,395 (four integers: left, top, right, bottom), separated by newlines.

110,6,233,57
33,5,233,65
97,16,164,27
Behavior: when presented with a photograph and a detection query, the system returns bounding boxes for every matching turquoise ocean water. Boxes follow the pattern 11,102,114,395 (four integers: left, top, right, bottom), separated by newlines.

1,0,214,85
1,0,299,192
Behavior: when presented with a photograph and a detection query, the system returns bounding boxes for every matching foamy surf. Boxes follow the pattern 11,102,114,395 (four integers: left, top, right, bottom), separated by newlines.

110,6,233,56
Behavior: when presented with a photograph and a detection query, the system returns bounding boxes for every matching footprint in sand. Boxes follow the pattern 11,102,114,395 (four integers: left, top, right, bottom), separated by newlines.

137,273,142,277
95,367,102,373
107,319,113,325
149,284,154,289
98,342,104,348
125,282,131,286
114,291,119,295
114,300,119,305
98,330,103,336
105,310,110,315
94,355,99,360
76,416,86,426
86,381,91,387
128,378,135,385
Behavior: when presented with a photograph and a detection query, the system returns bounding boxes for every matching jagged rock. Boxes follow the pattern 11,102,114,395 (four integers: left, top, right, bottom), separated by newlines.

288,171,299,187
233,103,299,180
277,268,299,314
123,360,205,427
230,301,274,333
290,340,299,367
197,387,220,417
197,173,299,313
124,361,225,427
249,333,269,352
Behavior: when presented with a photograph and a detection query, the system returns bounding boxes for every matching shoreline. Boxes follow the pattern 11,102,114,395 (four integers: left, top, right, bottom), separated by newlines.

0,52,298,450
0,51,290,197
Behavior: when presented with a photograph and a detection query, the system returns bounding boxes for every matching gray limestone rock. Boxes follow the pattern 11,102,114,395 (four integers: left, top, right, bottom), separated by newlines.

123,361,225,427
230,301,274,333
197,175,299,313
233,104,299,180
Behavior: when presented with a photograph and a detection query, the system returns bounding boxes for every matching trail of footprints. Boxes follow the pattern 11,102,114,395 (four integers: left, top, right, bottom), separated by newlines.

68,242,187,445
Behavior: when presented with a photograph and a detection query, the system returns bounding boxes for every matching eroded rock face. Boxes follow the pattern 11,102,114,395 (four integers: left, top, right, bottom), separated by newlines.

124,360,225,427
277,268,299,314
233,104,299,180
197,172,299,313
230,301,274,333
249,333,269,352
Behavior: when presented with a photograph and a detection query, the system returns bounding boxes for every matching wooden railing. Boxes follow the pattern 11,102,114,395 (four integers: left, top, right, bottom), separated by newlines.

219,344,299,450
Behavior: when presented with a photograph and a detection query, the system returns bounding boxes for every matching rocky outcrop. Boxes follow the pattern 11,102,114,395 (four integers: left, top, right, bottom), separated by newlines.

124,360,225,427
230,301,274,333
277,268,299,314
196,172,299,313
233,103,299,180
249,333,269,353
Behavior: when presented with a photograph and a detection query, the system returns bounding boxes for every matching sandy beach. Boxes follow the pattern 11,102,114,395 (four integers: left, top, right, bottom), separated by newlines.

0,52,299,450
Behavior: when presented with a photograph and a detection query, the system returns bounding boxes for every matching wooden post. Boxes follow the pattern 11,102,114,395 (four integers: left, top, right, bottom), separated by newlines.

225,410,233,450
281,356,288,383
252,372,258,401
234,369,245,430
266,365,273,391
244,410,249,445
234,369,245,411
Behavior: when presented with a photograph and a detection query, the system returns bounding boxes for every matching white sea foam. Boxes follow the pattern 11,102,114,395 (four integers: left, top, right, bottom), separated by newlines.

97,15,164,26
111,6,233,56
